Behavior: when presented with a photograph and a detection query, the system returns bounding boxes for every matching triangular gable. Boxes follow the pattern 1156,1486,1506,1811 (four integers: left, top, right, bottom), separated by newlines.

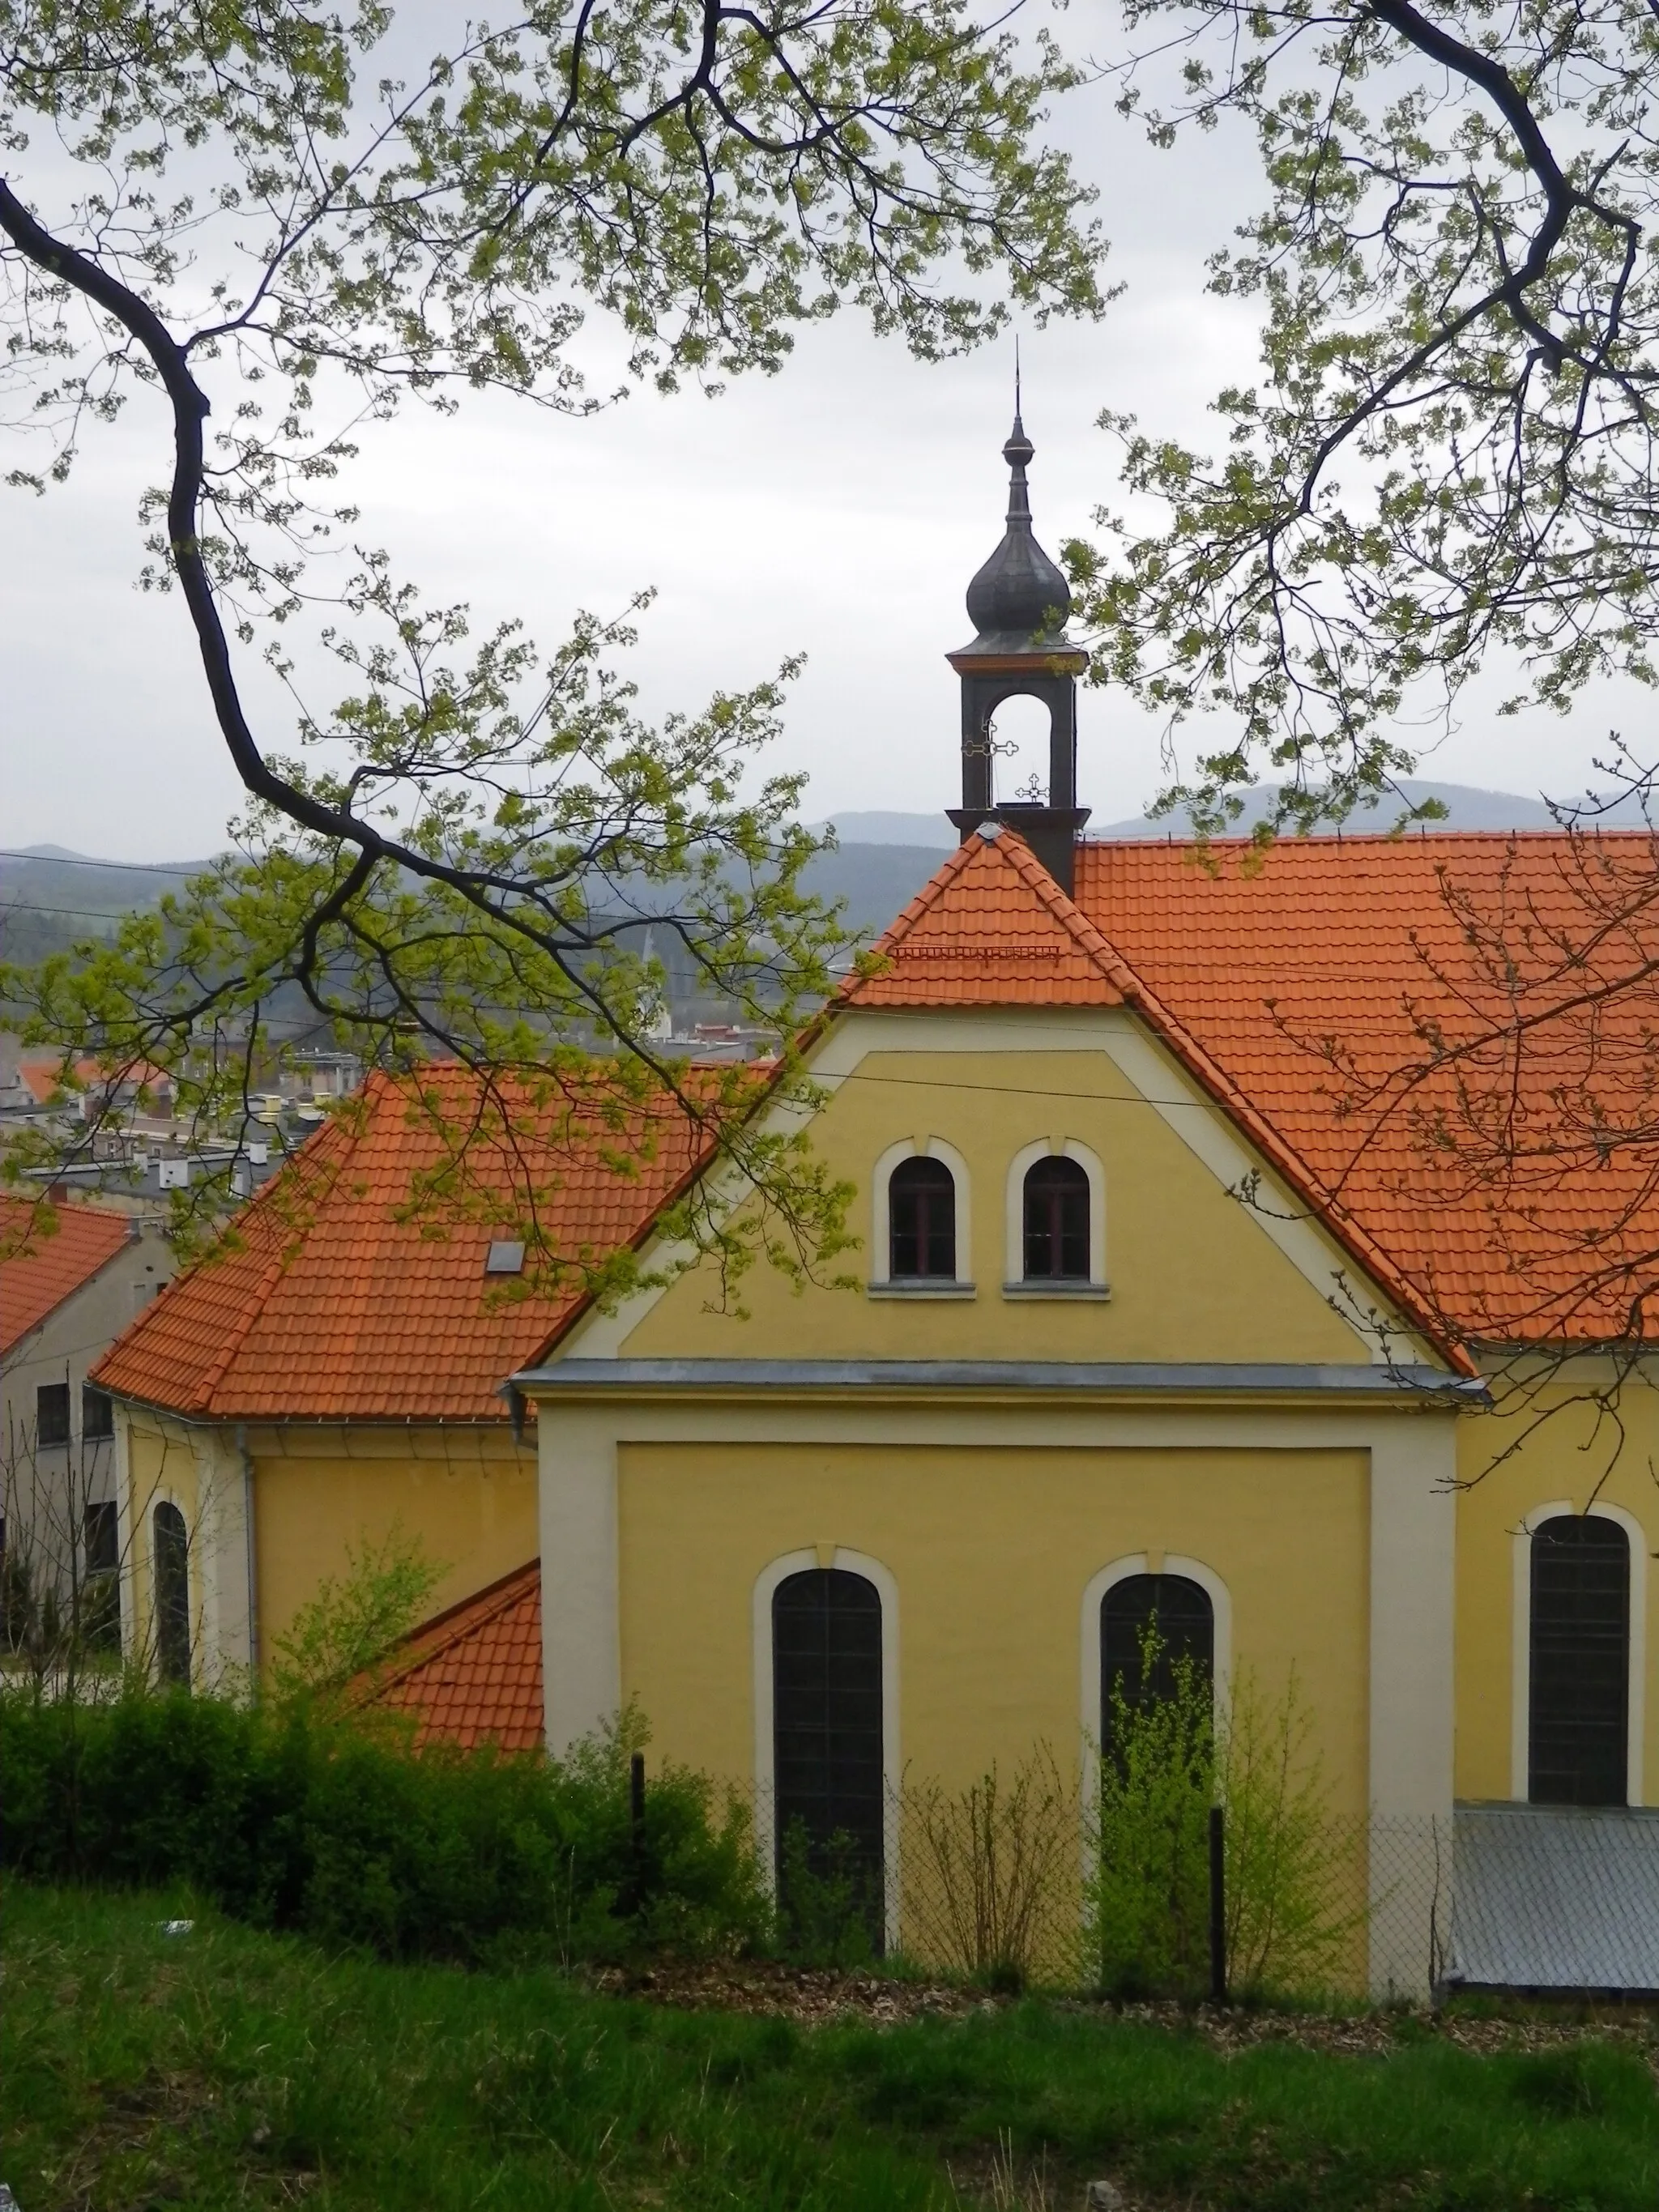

842,829,1130,1008
838,827,1472,1375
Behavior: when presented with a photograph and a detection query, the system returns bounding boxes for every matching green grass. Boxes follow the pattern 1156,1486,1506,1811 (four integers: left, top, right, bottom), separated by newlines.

2,1883,1657,2211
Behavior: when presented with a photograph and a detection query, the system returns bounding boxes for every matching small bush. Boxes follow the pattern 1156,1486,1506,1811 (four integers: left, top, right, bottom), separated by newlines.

0,1687,769,1966
775,1819,880,1967
902,1747,1079,1985
1086,1634,1363,2001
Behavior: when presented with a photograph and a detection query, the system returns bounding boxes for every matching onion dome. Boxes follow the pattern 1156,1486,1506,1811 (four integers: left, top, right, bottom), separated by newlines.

963,412,1073,646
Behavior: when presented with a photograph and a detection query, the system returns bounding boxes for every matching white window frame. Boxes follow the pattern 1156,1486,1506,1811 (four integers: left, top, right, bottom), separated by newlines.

1079,1553,1233,1814
752,1545,902,1950
867,1136,974,1297
1510,1499,1647,1805
1004,1136,1108,1296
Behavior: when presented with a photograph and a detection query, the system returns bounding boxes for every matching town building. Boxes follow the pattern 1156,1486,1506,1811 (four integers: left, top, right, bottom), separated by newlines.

93,416,1657,1993
2,1194,173,1650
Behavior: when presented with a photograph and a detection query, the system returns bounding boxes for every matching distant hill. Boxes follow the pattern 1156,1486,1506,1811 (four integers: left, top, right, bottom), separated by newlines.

812,780,1594,849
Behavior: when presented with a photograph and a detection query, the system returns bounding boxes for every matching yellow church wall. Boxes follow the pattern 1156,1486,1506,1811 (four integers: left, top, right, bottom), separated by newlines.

622,1037,1372,1368
120,1410,203,1663
614,1438,1371,1815
1453,1365,1658,1806
117,1412,536,1677
245,1423,538,1659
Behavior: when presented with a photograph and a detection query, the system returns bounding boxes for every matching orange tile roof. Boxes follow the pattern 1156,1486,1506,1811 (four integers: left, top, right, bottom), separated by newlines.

847,825,1659,1348
846,829,1130,1007
15,1057,171,1107
92,1066,716,1420
359,1560,543,1753
0,1196,134,1355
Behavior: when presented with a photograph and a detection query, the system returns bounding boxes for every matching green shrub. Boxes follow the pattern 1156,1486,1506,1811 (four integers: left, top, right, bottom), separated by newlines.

1089,1640,1214,1999
0,1687,769,1966
775,1818,880,1967
1087,1634,1362,2001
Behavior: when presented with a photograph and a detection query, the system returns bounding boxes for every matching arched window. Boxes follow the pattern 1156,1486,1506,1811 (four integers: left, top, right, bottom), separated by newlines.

1529,1514,1630,1805
773,1567,885,1947
889,1156,956,1280
1101,1573,1214,1760
153,1502,190,1686
1023,1156,1090,1280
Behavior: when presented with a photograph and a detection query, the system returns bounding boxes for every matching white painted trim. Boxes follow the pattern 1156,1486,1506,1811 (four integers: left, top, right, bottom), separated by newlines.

554,1006,1419,1366
1512,1499,1648,1805
1005,1136,1107,1289
1078,1554,1232,1814
751,1545,902,1950
540,1411,621,1757
868,1134,971,1289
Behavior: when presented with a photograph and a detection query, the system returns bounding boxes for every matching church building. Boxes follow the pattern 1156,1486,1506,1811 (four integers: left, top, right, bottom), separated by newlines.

94,414,1658,1997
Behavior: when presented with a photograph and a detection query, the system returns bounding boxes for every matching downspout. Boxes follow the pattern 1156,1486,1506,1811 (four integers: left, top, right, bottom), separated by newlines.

236,1422,259,1685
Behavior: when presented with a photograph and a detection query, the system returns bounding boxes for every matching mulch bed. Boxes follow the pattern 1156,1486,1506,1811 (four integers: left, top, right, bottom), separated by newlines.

585,1955,1659,2065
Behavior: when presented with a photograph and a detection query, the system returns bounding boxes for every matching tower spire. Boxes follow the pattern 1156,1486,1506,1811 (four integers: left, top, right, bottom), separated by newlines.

945,399,1091,892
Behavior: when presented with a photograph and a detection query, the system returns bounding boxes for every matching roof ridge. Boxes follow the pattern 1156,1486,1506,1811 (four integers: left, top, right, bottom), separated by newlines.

850,834,988,979
96,1087,377,1413
365,1557,540,1698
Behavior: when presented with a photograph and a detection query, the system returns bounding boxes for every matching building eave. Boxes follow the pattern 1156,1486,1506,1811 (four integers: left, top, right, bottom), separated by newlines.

508,1357,1488,1410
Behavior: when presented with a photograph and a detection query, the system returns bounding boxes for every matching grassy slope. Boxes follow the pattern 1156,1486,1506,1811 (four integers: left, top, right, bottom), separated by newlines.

3,1884,1657,2212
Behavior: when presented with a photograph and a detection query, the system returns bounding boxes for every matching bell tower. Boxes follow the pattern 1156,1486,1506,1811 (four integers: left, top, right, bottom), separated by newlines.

945,405,1090,893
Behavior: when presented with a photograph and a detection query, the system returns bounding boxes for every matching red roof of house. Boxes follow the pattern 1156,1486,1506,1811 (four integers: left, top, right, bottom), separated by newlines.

0,1196,134,1355
92,1066,716,1420
15,1057,171,1107
847,825,1659,1347
90,827,1659,1414
360,1560,543,1753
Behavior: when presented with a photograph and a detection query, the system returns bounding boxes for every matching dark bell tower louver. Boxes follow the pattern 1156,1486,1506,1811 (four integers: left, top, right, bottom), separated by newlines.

946,404,1090,893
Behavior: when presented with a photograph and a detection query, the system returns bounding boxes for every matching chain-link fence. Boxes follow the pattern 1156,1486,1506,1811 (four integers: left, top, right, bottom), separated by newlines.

732,1775,1658,2001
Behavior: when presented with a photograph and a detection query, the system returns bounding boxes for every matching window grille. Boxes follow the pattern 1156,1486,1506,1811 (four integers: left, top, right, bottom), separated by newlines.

1529,1514,1629,1807
81,1385,114,1441
1102,1573,1214,1761
153,1502,190,1686
36,1382,70,1448
82,1501,121,1651
773,1567,885,1947
1023,1156,1090,1279
888,1156,956,1279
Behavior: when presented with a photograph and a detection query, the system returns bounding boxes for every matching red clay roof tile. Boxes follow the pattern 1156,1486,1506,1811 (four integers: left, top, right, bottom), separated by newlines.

360,1560,543,1753
1,1196,134,1355
92,1067,715,1421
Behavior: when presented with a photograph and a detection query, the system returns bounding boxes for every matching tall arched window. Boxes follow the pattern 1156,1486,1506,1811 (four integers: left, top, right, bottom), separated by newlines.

1101,1573,1214,1760
773,1567,885,1946
1023,1156,1090,1280
153,1502,190,1686
889,1156,956,1279
1529,1514,1630,1805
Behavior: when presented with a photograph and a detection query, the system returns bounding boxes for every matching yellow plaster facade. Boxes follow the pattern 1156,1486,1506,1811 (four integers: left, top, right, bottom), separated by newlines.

616,1438,1371,1814
119,1406,535,1681
625,1037,1374,1367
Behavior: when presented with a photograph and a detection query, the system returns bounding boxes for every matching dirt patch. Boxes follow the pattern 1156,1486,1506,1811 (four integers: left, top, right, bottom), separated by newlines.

585,1956,1659,2069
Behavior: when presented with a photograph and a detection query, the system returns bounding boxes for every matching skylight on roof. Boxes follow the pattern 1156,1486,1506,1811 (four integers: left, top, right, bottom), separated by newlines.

484,1240,526,1276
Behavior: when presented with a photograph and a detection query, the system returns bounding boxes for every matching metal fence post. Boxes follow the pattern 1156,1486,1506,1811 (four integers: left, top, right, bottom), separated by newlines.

629,1750,646,1913
1208,1804,1226,2005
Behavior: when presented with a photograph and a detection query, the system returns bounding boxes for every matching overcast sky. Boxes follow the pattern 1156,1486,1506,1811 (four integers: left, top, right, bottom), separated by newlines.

3,20,1645,863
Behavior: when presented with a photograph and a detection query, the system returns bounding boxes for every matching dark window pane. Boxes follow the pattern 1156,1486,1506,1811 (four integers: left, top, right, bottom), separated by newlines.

81,1385,114,1441
1023,1157,1090,1280
36,1383,70,1448
1529,1515,1629,1807
83,1499,118,1575
1102,1573,1214,1762
154,1502,190,1686
889,1157,956,1279
774,1567,885,1949
82,1499,122,1655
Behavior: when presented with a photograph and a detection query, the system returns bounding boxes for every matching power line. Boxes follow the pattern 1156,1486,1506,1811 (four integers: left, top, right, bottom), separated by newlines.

0,850,200,876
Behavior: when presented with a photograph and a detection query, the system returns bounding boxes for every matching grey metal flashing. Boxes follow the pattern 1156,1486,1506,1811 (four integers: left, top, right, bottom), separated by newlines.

508,1357,1486,1403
